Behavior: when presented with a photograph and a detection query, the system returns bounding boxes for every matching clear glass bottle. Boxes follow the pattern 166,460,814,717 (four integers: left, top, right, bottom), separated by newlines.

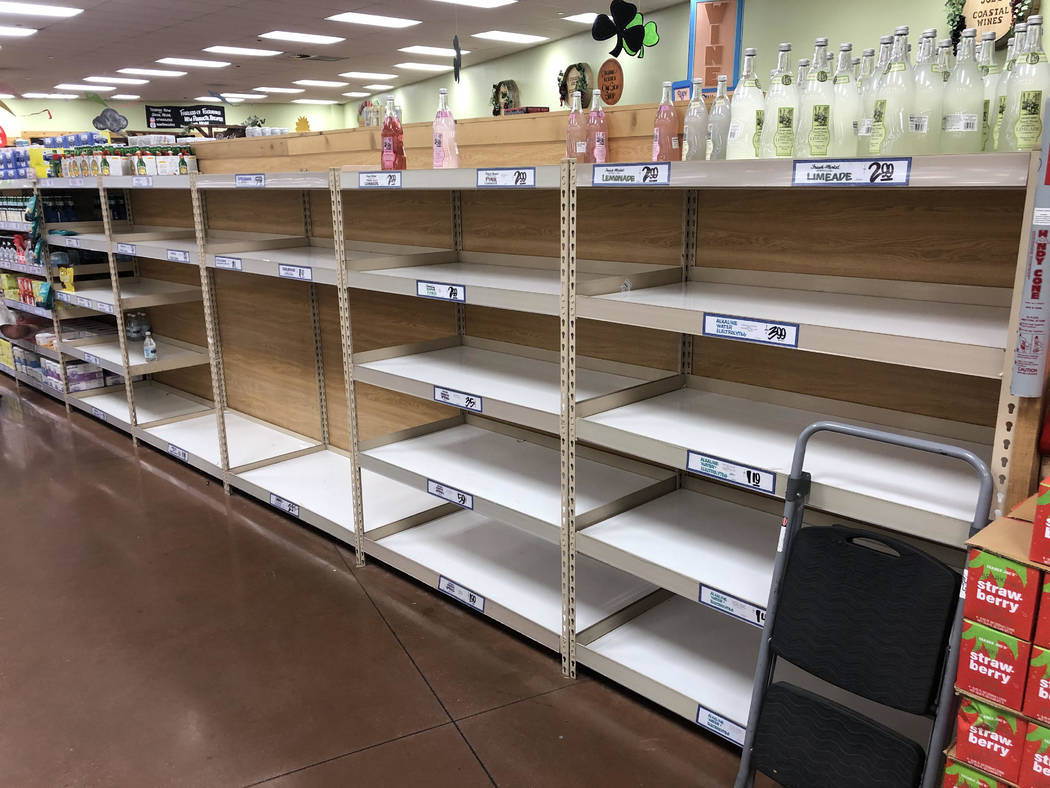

937,39,955,82
1002,15,1050,151
979,31,1003,150
566,89,588,161
652,81,681,161
708,75,731,160
852,56,861,83
381,96,406,170
856,47,875,94
830,42,861,157
943,28,984,153
992,25,1025,150
797,38,834,157
728,47,765,159
433,88,459,169
911,30,943,154
587,89,609,163
858,35,893,154
759,43,800,158
682,77,709,161
870,26,915,155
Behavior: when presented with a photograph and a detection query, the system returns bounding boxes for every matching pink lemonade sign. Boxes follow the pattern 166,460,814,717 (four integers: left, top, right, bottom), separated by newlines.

691,0,741,90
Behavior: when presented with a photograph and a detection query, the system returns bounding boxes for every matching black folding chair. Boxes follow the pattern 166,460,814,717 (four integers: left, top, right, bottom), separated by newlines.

734,421,993,788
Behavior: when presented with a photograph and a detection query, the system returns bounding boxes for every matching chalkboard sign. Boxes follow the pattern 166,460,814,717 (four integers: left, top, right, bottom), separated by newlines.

146,104,227,128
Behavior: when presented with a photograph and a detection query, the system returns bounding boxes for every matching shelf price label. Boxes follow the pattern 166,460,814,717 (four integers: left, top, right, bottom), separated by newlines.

358,171,402,188
269,493,300,518
592,162,670,186
686,450,776,494
65,238,80,248
132,176,153,188
97,302,115,315
55,291,72,303
702,313,799,348
235,173,266,188
278,264,313,281
167,443,189,462
69,177,86,187
695,704,746,746
792,157,911,187
116,243,137,256
699,585,766,628
476,167,536,188
90,406,106,421
82,352,101,366
167,249,191,264
427,478,474,509
75,296,93,308
214,256,242,271
433,385,483,413
416,280,466,302
438,575,485,613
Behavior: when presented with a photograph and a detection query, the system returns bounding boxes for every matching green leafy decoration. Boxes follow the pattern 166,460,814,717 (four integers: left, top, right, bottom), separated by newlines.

621,13,659,59
1027,723,1050,755
969,551,1031,587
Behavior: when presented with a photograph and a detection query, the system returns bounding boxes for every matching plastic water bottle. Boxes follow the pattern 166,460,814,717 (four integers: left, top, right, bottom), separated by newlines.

143,331,157,362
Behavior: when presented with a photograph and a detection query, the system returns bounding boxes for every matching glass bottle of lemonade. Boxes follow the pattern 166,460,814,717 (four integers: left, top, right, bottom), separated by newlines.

992,25,1025,150
829,42,862,157
797,37,834,157
870,26,915,155
433,88,459,169
858,35,893,154
910,29,943,154
1001,15,1050,151
381,96,406,170
942,28,984,153
727,47,764,160
708,75,731,160
759,43,800,157
682,77,708,161
978,31,1002,150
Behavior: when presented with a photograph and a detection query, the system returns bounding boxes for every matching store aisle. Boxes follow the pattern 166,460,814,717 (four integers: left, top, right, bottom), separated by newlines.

0,378,759,788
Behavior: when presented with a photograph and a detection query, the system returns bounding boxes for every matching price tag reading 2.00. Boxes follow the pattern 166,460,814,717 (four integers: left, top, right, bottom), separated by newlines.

792,157,911,187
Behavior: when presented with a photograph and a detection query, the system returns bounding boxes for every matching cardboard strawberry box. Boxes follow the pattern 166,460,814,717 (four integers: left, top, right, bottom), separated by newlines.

944,757,1010,788
1032,481,1050,566
966,549,1041,639
959,620,1032,710
1025,646,1050,726
1021,723,1050,787
957,697,1026,782
1036,581,1050,650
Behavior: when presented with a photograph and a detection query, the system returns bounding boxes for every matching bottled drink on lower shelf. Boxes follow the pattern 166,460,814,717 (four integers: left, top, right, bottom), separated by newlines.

727,47,764,160
1001,15,1050,152
432,88,459,169
682,77,709,161
942,28,984,153
759,43,800,158
858,35,893,155
910,30,943,155
652,81,681,162
979,31,1002,150
381,96,406,170
587,89,609,163
830,42,862,157
566,90,588,161
708,75,731,160
142,331,157,362
796,37,834,157
869,26,915,155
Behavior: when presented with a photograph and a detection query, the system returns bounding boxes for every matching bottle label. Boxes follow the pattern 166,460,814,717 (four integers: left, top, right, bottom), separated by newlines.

728,120,743,141
781,74,793,85
907,113,930,134
671,135,679,149
869,99,887,153
743,78,759,88
652,128,660,160
753,109,764,157
1029,52,1042,65
773,106,795,156
993,94,1007,149
943,112,979,133
814,70,829,82
594,132,607,163
433,133,444,168
857,118,873,136
982,98,991,147
382,137,394,169
807,104,830,156
833,74,849,84
943,69,950,83
1015,89,1044,149
575,140,588,153
888,62,905,73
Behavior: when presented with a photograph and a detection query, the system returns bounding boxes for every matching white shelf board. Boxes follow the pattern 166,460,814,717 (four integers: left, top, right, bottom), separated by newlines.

4,297,93,320
579,386,988,545
70,381,210,429
0,261,44,276
63,334,208,376
102,175,191,189
0,179,36,190
356,344,650,432
210,245,336,282
361,422,668,542
109,226,197,262
577,487,779,608
49,231,109,253
56,278,201,312
197,171,329,190
233,451,440,539
581,281,1008,378
371,509,656,644
339,165,562,191
38,177,97,190
0,220,33,232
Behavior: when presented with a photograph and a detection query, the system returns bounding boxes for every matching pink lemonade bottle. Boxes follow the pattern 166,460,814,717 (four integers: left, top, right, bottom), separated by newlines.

566,90,589,161
652,80,681,162
433,88,459,169
381,96,406,170
587,88,608,163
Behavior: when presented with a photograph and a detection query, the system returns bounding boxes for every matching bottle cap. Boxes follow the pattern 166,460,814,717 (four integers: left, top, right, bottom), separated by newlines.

1031,14,1043,23
572,90,581,97
962,28,977,38
840,42,852,50
662,80,672,86
863,47,875,55
815,37,828,45
852,57,861,64
439,87,448,94
981,30,996,39
1016,22,1028,31
778,42,791,51
717,74,727,82
895,25,910,35
938,38,951,47
744,47,756,55
692,76,702,84
880,35,893,44
798,57,810,65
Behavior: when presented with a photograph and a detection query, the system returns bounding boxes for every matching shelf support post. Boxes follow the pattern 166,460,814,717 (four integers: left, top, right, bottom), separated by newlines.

451,189,465,335
330,167,366,566
34,183,70,412
559,158,578,678
678,188,698,377
302,187,329,444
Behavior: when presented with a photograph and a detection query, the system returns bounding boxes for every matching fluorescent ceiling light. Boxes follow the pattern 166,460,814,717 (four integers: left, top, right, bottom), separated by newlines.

339,71,396,80
220,92,265,99
110,94,139,100
195,95,243,103
292,98,340,104
562,12,597,23
471,30,548,44
0,24,35,35
259,30,344,45
395,62,453,72
22,92,76,98
56,83,114,91
326,11,419,28
342,91,369,97
0,92,13,98
292,79,347,87
156,57,230,68
118,67,185,77
0,2,81,17
204,45,281,56
363,84,393,90
432,0,515,7
398,45,469,57
254,86,303,93
85,75,147,84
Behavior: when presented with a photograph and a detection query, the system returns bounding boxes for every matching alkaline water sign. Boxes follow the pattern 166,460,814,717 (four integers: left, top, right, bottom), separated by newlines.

792,157,911,186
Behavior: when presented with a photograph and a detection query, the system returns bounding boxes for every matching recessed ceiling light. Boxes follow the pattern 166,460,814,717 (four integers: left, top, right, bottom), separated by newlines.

342,91,370,97
432,0,515,7
55,83,114,91
118,67,186,77
0,92,13,98
325,11,420,28
398,45,470,57
562,12,597,23
259,30,344,45
254,86,304,93
471,30,548,43
395,62,454,72
292,98,340,104
110,94,139,100
220,92,265,99
339,71,397,80
85,75,147,84
156,57,230,68
292,79,348,87
363,84,394,90
204,45,282,57
0,2,81,17
0,24,35,35
195,95,243,103
22,92,76,99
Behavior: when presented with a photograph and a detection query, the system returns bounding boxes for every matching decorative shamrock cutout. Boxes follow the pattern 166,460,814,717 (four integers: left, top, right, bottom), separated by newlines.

591,0,660,59
453,34,462,84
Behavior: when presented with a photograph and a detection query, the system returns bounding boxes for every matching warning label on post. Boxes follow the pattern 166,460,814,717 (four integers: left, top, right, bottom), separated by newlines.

1012,228,1050,397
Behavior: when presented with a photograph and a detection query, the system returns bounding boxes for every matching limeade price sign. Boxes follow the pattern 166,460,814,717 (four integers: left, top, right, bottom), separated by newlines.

686,450,776,494
792,157,911,186
592,162,670,186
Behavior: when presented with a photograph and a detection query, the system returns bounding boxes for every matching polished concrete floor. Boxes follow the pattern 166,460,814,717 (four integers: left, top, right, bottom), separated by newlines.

0,377,758,787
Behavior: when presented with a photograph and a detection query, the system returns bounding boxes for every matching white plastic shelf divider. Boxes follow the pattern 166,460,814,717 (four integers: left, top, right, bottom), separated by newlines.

55,278,202,312
339,165,562,190
232,451,442,543
69,380,210,431
361,421,673,544
356,343,656,433
577,486,778,613
48,231,109,253
579,384,989,546
367,509,657,650
196,171,329,190
63,333,208,375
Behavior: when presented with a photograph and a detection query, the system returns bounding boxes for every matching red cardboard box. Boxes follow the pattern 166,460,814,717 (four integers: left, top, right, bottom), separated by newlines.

945,757,1009,788
1032,480,1050,566
1021,723,1050,787
1025,646,1050,725
959,620,1033,710
957,697,1026,782
966,548,1041,639
1036,581,1050,650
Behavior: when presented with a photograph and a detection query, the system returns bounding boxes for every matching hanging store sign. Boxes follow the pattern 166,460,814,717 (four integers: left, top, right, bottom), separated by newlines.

146,104,226,129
